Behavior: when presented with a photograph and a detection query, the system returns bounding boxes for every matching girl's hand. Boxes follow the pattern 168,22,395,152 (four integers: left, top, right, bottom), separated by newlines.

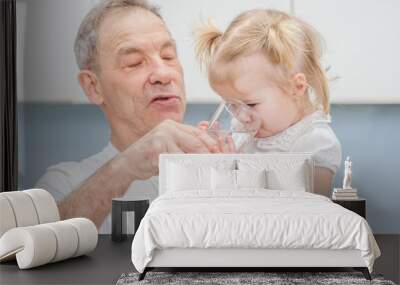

218,134,236,153
197,120,236,153
197,120,210,130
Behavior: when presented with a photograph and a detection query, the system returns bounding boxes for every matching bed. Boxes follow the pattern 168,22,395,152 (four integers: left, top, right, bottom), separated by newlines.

131,153,380,280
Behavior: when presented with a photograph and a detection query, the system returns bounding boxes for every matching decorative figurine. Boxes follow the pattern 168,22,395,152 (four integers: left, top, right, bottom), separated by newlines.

342,156,353,189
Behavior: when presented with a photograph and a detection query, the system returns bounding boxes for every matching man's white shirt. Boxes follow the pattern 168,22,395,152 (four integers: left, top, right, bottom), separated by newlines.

35,143,159,233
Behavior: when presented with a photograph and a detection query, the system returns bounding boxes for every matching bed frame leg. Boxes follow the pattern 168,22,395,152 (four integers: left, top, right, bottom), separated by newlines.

354,267,371,280
138,268,148,281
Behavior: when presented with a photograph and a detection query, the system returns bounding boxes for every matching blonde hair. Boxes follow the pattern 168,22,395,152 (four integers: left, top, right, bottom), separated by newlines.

195,9,330,114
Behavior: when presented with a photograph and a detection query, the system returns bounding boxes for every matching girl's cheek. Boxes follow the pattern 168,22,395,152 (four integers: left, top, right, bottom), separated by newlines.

257,103,280,123
253,109,277,137
255,104,291,137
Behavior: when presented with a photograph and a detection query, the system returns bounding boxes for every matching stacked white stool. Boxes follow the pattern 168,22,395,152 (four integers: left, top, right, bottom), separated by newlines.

0,189,98,269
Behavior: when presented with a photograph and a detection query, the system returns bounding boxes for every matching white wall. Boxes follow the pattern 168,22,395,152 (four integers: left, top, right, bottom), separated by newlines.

18,0,400,104
19,0,96,103
294,0,400,104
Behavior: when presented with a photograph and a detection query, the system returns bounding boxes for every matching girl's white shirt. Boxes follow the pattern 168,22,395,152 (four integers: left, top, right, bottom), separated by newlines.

244,110,342,174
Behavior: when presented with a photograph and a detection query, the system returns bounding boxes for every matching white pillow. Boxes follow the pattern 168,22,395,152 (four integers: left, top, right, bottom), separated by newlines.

237,159,310,191
266,164,307,191
167,162,212,191
236,169,267,189
211,168,237,190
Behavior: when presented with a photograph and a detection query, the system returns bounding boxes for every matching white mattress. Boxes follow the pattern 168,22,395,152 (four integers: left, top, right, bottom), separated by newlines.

131,190,380,273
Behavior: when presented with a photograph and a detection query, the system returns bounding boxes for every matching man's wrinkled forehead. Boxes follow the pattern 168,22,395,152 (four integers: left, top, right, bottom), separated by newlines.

98,7,172,55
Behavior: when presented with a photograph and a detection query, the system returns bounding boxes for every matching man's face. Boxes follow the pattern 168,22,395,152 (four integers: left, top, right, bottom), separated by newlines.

96,8,186,137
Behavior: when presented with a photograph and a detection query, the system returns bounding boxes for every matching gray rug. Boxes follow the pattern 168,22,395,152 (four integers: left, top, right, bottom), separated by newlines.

116,271,396,285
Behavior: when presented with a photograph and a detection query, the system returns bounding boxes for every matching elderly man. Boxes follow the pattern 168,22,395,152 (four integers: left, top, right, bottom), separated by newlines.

36,0,223,233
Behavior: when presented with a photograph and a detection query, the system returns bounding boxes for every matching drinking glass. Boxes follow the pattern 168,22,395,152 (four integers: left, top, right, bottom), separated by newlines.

207,99,261,151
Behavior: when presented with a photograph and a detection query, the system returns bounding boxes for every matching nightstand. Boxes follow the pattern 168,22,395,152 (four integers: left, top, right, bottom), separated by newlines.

332,198,366,218
111,195,150,242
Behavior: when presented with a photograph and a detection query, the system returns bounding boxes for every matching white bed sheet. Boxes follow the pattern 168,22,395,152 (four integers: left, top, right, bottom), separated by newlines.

131,189,380,273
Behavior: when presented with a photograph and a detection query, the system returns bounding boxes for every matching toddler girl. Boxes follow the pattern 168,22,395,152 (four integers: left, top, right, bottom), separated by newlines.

196,9,341,197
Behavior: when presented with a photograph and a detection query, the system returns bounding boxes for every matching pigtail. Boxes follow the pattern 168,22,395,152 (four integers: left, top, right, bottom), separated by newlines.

194,20,223,70
263,21,297,71
302,24,330,114
263,14,331,114
312,63,330,114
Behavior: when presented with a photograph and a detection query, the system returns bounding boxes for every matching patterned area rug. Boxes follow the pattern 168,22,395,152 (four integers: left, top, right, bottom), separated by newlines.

116,271,396,285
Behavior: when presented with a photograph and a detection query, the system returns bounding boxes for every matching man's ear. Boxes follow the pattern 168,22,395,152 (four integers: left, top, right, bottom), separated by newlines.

291,73,307,98
78,70,104,105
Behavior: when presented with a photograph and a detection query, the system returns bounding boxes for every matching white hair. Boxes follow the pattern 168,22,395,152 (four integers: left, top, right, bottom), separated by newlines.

74,0,162,71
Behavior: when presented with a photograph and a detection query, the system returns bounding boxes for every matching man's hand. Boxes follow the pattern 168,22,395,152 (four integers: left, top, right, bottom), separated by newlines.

119,119,222,181
57,119,221,227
